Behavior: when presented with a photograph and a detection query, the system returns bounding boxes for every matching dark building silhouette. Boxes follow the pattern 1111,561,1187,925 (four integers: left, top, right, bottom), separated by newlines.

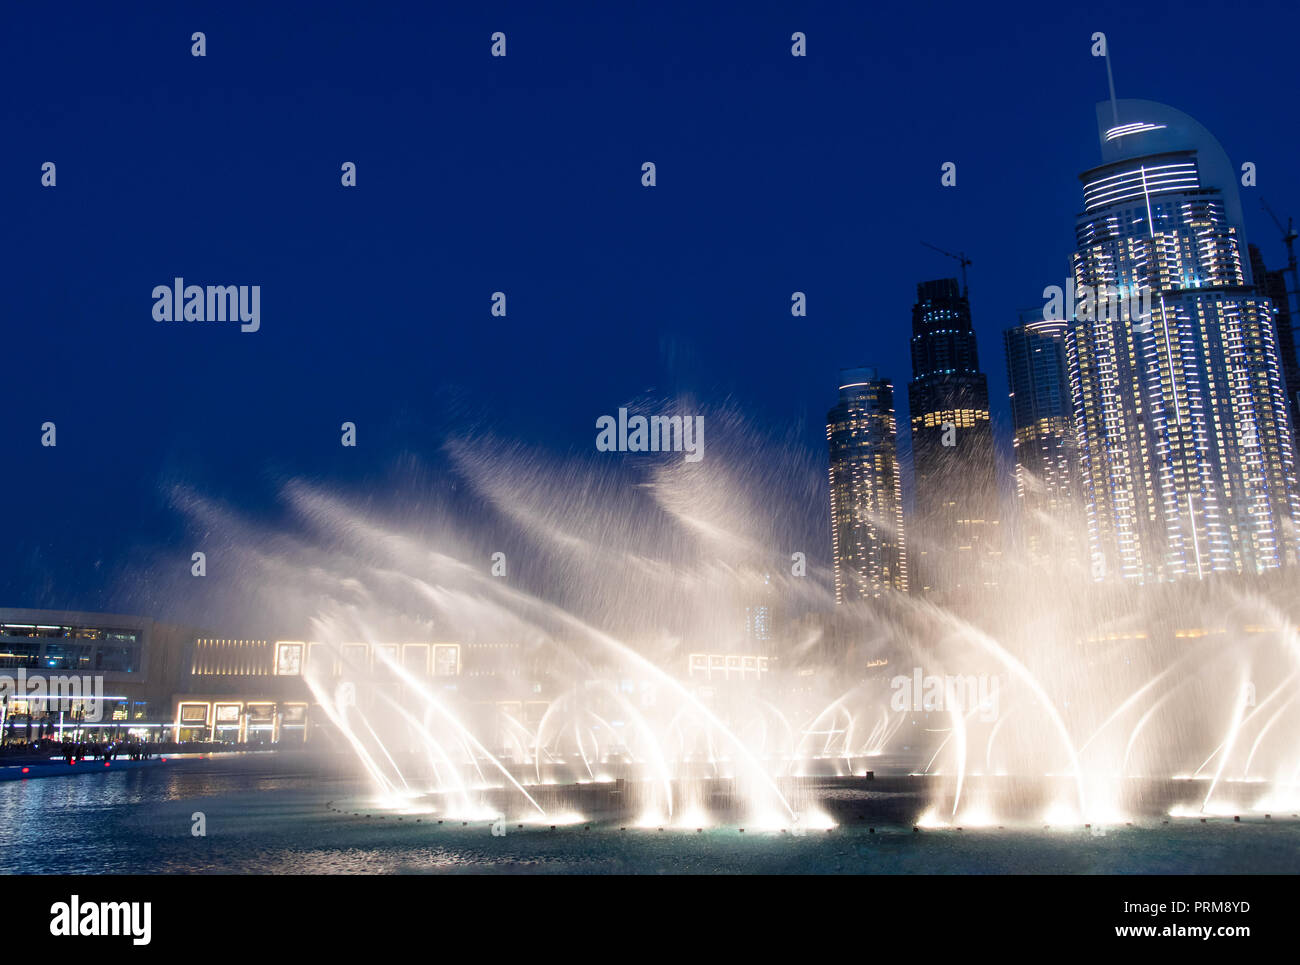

1249,242,1300,453
907,279,1000,597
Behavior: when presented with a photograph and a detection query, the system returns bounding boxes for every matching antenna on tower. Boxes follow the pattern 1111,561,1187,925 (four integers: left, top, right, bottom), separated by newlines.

921,242,972,298
1103,36,1119,125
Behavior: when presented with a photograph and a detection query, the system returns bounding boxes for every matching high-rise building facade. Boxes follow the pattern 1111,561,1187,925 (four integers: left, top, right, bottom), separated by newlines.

1066,100,1300,582
1248,241,1300,453
1003,311,1082,567
907,279,1001,596
827,368,907,601
743,572,774,650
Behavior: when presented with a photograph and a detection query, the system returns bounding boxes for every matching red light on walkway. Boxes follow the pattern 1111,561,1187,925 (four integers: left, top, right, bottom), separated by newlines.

104,762,111,767
21,767,29,774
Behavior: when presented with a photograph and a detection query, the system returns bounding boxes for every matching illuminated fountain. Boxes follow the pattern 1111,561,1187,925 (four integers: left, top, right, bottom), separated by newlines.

150,408,1300,833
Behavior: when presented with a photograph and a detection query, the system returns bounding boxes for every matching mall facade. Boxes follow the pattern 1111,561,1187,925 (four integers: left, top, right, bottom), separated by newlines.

0,607,466,744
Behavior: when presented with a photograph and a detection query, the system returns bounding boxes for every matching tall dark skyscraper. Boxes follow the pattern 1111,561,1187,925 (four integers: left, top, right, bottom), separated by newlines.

1248,241,1300,453
1066,100,1300,582
1003,311,1083,568
827,368,907,601
907,279,1001,597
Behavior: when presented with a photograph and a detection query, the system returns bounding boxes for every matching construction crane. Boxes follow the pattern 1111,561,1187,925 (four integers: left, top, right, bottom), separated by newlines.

1261,198,1298,315
921,242,972,297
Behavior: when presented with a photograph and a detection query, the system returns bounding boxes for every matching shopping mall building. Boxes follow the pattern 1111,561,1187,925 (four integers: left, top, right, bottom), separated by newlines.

0,607,468,744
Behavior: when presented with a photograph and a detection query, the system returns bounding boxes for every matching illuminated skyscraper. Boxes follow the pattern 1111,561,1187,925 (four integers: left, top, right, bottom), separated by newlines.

907,279,1000,597
1066,100,1300,581
1003,310,1083,567
827,368,907,600
744,572,774,651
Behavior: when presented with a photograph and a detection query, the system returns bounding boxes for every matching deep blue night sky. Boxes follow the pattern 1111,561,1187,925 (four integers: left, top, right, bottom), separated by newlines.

5,0,1299,613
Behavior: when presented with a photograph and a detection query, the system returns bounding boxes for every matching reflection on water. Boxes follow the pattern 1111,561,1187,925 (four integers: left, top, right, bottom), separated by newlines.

0,755,1296,874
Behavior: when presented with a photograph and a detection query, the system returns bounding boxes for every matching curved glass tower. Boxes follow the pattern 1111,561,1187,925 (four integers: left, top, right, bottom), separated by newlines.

827,368,907,600
1004,311,1083,568
1067,99,1300,581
